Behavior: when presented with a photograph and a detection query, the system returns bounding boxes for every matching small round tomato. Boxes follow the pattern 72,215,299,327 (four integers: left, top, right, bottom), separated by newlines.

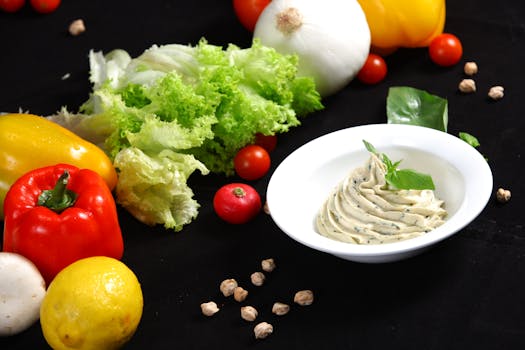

213,183,262,224
0,0,25,13
428,33,463,67
357,53,387,85
234,144,271,181
30,0,60,13
233,0,271,32
254,133,277,153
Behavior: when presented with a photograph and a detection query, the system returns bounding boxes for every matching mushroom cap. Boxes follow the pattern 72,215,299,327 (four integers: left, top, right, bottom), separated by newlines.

0,252,47,336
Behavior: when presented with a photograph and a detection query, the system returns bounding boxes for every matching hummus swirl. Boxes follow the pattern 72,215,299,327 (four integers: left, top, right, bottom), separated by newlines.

316,154,447,244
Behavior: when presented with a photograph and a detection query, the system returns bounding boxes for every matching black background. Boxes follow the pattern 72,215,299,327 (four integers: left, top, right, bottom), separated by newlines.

1,1,525,349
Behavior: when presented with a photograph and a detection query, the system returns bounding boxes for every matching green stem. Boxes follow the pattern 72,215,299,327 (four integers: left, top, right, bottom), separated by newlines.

232,187,246,198
37,171,78,213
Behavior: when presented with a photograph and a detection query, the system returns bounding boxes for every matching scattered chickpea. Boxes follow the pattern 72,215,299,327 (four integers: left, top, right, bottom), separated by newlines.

68,19,86,36
496,188,511,203
220,278,238,297
488,86,504,100
272,302,290,316
464,61,478,76
250,272,266,286
254,322,273,339
233,286,249,302
263,201,270,215
459,79,476,93
261,258,276,273
200,301,220,317
241,306,259,322
294,290,314,306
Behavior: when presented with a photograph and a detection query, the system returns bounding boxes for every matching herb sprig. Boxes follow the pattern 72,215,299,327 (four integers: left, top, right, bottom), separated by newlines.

363,140,435,190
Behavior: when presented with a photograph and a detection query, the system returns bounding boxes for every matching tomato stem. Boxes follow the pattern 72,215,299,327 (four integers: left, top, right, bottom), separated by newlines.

232,187,246,197
37,171,78,213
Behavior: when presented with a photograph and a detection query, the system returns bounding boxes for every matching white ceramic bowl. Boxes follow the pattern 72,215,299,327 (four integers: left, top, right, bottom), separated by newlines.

266,124,493,263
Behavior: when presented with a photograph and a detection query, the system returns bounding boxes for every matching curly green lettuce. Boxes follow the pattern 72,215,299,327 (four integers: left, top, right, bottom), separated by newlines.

49,38,323,231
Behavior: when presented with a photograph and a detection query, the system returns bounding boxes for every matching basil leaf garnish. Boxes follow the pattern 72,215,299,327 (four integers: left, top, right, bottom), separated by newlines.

363,140,435,191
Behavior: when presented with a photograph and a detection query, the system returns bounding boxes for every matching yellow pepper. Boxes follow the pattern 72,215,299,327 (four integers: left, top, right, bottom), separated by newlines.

357,0,446,52
0,113,118,218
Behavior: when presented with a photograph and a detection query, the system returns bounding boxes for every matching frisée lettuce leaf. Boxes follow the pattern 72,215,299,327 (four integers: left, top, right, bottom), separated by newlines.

113,147,209,231
48,38,323,231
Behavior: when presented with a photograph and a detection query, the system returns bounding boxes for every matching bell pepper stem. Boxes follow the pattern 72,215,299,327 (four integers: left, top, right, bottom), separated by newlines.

37,171,78,213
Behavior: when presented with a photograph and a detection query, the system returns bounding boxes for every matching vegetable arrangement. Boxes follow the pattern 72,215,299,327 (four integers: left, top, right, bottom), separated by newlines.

49,39,323,230
0,0,495,346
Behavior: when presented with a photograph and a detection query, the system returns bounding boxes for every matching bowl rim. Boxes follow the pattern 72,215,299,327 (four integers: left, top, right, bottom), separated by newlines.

266,123,493,258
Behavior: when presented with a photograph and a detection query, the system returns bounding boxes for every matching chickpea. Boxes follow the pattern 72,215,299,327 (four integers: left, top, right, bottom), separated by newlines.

254,322,273,339
488,86,504,100
263,201,270,215
241,306,258,322
250,272,266,286
294,290,314,306
464,61,478,76
459,79,476,93
261,258,276,273
200,301,219,317
272,302,290,316
496,188,511,203
233,286,248,302
220,278,238,297
68,19,86,36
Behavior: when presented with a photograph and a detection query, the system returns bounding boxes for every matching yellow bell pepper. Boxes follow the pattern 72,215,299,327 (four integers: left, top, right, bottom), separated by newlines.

0,113,118,218
357,0,446,52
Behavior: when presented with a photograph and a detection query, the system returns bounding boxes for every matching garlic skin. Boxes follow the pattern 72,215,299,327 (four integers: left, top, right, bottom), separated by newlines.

254,0,371,97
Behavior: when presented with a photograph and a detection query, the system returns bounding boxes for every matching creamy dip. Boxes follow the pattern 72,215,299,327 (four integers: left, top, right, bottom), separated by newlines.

316,153,447,244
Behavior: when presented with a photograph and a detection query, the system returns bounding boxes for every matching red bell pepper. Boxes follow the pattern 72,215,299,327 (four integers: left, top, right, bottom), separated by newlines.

2,164,123,285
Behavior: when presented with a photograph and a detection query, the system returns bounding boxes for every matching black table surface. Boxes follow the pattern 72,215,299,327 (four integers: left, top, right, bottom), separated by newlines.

1,1,525,349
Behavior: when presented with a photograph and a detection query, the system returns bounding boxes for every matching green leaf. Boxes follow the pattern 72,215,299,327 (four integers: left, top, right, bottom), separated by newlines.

363,139,377,155
51,38,324,231
386,86,448,132
362,140,436,191
386,169,435,190
459,132,480,148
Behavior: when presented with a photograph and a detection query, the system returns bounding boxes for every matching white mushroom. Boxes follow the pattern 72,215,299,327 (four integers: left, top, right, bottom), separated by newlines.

0,252,46,336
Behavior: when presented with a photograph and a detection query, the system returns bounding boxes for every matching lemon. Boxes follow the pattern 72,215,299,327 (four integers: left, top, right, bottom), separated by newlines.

40,256,143,350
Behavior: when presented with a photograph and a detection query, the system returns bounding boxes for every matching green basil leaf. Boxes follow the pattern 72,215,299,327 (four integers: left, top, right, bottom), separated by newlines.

386,169,436,190
386,86,448,132
363,139,377,155
459,132,480,148
363,140,436,190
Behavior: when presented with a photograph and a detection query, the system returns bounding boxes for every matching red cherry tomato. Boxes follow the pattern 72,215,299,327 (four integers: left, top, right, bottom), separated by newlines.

213,183,262,224
30,0,60,13
234,144,271,181
0,0,25,12
254,133,277,153
233,0,271,32
428,33,463,67
357,53,387,85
